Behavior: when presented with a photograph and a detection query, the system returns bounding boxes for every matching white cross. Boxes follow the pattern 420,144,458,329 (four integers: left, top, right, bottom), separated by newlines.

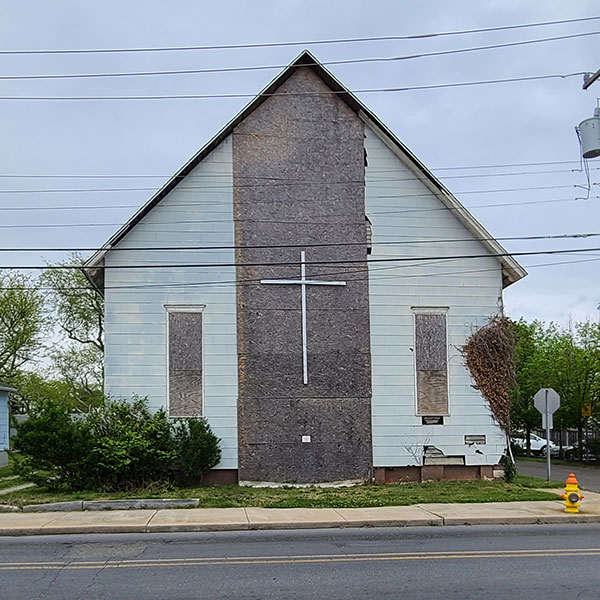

260,250,346,385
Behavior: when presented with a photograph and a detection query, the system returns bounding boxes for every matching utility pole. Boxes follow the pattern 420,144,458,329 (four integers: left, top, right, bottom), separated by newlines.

583,68,600,90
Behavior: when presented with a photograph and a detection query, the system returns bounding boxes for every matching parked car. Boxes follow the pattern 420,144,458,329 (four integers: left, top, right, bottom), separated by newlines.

565,441,599,462
511,433,559,456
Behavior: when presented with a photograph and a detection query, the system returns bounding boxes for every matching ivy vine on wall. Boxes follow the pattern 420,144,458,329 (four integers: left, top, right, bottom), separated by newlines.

461,316,516,434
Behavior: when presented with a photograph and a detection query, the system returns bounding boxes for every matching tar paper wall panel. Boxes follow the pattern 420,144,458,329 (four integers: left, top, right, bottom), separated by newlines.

103,136,238,469
364,126,505,467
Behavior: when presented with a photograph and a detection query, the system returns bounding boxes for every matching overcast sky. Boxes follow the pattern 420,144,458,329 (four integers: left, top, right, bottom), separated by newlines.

1,0,599,326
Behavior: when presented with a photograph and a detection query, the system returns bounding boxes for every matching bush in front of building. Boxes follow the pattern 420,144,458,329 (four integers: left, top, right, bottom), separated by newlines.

173,418,222,485
11,400,94,490
12,397,221,491
84,397,178,491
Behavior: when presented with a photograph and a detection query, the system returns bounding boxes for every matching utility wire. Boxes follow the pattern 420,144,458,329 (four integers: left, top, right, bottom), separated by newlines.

0,50,593,81
0,194,596,229
1,165,594,184
2,254,599,294
1,16,597,55
0,232,598,253
0,159,583,178
0,72,588,101
4,246,600,270
0,182,582,195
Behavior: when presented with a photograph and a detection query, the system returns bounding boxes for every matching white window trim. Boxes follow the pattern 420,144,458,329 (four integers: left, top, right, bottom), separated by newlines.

165,304,206,419
411,307,450,417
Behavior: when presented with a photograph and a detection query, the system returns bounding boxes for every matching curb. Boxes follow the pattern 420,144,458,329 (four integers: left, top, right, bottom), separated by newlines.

18,498,200,512
2,514,600,537
1,503,600,536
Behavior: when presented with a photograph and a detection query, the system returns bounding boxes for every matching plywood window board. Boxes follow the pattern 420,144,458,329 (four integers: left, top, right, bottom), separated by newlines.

413,309,449,416
166,306,204,417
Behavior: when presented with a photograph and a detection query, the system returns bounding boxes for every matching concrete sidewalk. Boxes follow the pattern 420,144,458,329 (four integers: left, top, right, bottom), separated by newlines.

1,491,599,536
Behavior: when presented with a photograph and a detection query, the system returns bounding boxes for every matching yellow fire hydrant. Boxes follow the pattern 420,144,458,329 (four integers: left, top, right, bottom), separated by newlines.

561,473,584,513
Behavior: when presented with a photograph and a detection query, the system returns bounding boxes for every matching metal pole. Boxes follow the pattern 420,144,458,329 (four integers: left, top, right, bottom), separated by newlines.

545,390,551,481
583,68,600,90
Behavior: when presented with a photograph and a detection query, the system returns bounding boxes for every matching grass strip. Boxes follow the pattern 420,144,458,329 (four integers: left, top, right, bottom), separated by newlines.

0,479,559,509
0,476,26,492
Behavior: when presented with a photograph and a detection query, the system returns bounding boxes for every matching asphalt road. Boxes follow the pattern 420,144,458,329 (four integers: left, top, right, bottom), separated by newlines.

1,525,600,599
517,459,600,492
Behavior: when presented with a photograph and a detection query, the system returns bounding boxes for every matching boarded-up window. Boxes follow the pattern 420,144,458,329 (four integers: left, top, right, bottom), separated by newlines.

414,311,448,415
168,310,203,417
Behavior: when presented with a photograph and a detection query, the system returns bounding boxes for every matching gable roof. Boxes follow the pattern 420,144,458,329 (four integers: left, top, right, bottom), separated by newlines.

83,50,526,292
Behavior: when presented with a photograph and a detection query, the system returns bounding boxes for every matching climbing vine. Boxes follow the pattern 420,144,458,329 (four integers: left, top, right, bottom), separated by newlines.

461,316,516,434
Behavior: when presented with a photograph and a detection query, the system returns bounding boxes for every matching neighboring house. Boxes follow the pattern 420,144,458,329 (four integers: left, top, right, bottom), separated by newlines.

84,51,526,485
0,383,15,467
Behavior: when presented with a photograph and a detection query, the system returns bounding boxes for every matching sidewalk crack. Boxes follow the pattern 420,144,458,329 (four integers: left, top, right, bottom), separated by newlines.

415,505,446,525
144,509,159,532
332,508,349,526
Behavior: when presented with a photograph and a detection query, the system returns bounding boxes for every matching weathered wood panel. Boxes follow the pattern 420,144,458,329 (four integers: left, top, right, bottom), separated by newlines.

233,67,372,483
168,311,203,417
415,313,447,371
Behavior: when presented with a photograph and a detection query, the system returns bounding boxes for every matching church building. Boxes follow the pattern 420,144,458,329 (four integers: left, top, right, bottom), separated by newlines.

84,51,526,484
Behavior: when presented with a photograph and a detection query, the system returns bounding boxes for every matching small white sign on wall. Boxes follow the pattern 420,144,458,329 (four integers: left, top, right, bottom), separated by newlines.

302,435,311,443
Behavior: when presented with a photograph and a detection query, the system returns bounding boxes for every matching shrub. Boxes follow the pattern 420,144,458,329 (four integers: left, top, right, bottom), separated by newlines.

501,454,517,483
173,418,221,485
510,443,525,457
85,397,178,491
11,401,94,490
585,438,600,460
12,397,221,491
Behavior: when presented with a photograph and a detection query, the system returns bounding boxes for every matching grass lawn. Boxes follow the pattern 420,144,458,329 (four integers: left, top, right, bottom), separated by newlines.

0,461,14,479
0,476,27,491
0,475,561,509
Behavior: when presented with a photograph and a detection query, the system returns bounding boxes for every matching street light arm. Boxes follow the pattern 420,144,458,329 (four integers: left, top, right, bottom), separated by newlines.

583,68,600,90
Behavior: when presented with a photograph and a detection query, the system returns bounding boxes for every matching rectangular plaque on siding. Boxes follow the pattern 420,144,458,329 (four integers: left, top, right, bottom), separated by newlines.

169,311,203,417
415,313,448,415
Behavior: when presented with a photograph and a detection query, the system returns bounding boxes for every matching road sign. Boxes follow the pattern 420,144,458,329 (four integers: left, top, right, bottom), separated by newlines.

582,402,592,417
533,388,560,481
534,388,560,415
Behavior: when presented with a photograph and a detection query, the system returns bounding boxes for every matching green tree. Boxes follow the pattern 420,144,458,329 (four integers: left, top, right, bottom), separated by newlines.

0,271,46,385
40,253,104,409
40,253,104,351
49,345,103,410
511,320,547,455
8,371,71,414
546,322,600,459
512,319,600,459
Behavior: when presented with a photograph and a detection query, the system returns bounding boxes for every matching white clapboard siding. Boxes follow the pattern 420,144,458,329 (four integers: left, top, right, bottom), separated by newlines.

104,136,238,470
365,126,505,467
0,396,8,450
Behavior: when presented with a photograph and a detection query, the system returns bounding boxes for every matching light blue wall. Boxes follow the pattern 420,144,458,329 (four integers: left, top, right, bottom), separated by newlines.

103,136,239,469
0,389,9,451
365,125,506,467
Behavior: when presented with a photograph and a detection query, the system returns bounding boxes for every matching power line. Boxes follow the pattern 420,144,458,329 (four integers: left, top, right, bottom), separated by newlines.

0,182,582,195
0,72,588,101
1,16,597,55
0,159,583,178
2,254,600,294
0,165,595,191
0,194,595,229
4,246,600,271
0,232,598,253
0,44,594,81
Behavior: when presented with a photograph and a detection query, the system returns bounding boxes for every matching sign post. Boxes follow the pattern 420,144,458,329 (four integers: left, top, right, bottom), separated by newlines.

534,388,560,480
